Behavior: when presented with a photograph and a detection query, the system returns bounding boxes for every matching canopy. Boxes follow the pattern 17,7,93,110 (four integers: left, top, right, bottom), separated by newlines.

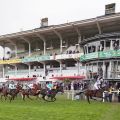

7,77,37,81
50,75,85,80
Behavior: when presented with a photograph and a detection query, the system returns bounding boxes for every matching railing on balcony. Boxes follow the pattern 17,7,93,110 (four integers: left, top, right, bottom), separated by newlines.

80,50,120,61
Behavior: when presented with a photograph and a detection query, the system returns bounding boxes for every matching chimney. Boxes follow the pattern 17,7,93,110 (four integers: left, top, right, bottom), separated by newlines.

41,18,48,27
105,3,116,15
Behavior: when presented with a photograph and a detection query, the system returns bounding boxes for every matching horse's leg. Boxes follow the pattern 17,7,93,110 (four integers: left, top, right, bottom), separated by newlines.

13,96,15,100
10,95,15,102
1,94,3,100
21,93,24,100
36,95,41,100
23,94,25,101
27,94,32,100
4,95,7,101
14,94,17,98
12,95,16,100
87,95,90,104
51,96,56,102
91,95,97,101
42,95,46,100
9,96,12,103
36,95,38,100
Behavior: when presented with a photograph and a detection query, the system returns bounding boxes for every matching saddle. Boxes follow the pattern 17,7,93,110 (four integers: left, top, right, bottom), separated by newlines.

47,90,53,96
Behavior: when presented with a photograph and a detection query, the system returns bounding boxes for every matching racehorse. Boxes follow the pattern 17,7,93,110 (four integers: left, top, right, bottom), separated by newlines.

40,86,64,102
76,83,109,104
0,84,21,102
20,83,41,101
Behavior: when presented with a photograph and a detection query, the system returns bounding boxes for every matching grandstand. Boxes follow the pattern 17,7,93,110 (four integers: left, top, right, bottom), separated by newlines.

0,3,120,83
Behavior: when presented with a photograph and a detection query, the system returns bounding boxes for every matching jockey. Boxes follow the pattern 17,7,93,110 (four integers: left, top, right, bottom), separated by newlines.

23,83,31,91
94,79,101,90
22,84,27,90
53,84,57,90
9,81,16,93
46,82,53,94
93,76,103,96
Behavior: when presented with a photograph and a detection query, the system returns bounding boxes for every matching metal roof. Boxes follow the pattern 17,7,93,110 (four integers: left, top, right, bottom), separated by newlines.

0,12,120,43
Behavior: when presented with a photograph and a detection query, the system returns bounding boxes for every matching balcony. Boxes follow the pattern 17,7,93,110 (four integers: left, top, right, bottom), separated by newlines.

80,50,120,62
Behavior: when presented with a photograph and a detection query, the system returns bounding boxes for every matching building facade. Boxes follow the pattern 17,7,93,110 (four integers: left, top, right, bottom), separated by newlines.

0,9,120,82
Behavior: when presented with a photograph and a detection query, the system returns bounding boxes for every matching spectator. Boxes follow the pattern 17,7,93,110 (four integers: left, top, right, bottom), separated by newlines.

68,83,71,90
69,50,72,54
66,51,68,54
108,86,113,102
114,42,119,50
117,88,120,102
76,50,79,53
72,50,75,54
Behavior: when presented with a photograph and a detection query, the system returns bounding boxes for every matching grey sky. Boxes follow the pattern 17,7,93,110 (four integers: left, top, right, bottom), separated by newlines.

0,0,120,35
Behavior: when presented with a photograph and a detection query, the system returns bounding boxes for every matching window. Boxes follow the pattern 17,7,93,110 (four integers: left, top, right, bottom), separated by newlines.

106,41,110,50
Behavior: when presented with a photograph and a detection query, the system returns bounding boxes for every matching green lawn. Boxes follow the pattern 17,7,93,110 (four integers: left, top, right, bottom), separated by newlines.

0,95,120,120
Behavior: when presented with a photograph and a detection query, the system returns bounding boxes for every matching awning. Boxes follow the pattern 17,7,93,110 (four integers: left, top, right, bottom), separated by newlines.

50,75,85,80
6,77,37,81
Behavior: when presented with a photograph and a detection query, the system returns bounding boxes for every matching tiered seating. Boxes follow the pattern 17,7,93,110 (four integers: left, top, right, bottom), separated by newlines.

29,51,44,57
64,45,79,54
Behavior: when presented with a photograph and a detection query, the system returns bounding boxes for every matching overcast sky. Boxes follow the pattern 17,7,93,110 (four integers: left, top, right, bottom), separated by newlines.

0,0,120,35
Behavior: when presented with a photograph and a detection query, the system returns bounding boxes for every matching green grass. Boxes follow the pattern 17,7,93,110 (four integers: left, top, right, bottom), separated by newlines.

0,95,120,120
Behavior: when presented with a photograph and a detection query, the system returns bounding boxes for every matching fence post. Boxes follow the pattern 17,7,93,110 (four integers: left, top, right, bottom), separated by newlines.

103,91,105,102
72,90,75,100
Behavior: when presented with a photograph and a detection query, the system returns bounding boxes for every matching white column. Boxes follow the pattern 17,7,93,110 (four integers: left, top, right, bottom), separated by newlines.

78,35,81,52
15,65,17,76
85,64,88,79
104,40,106,51
103,92,105,102
2,65,5,78
28,64,31,76
60,61,62,76
15,45,18,58
60,39,63,54
78,35,81,43
43,63,46,77
28,43,31,56
3,45,5,60
110,40,113,50
91,63,93,79
44,41,46,55
87,45,88,53
103,61,106,79
77,60,80,75
108,61,112,79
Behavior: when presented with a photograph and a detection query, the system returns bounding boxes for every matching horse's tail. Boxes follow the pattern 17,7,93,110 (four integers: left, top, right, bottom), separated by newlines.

76,89,91,104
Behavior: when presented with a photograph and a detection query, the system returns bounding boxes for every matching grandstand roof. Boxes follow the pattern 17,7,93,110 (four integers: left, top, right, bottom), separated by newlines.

0,12,120,43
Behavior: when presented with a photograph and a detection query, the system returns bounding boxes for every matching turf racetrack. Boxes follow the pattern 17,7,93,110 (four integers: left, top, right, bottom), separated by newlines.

0,95,120,120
